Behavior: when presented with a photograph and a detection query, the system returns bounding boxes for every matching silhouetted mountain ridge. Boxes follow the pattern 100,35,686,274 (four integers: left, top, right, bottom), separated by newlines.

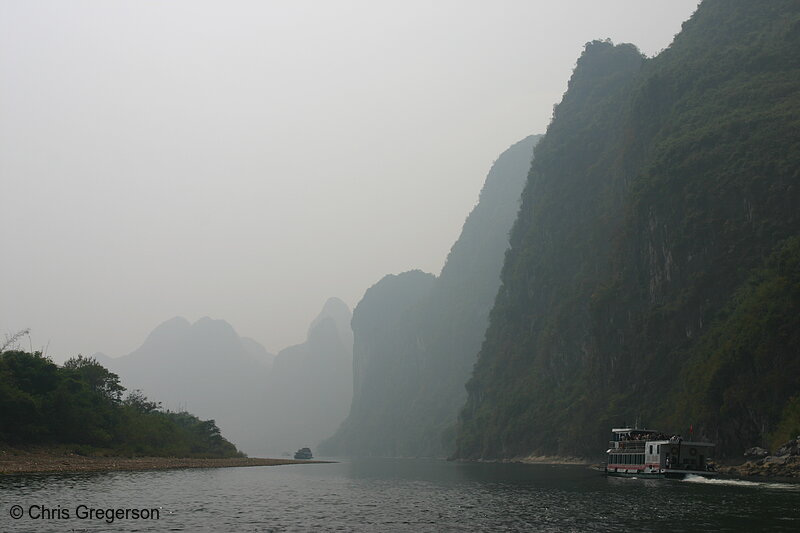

321,135,541,457
262,298,354,454
98,297,353,455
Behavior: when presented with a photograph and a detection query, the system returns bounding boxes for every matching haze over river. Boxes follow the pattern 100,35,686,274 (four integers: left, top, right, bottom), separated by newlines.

1,459,798,532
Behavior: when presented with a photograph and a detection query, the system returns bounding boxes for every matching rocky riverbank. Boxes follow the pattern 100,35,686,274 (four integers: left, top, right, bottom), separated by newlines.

717,438,800,478
718,456,800,478
0,447,331,474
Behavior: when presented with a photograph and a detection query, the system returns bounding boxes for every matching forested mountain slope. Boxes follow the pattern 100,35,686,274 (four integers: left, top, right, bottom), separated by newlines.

321,135,540,457
457,0,800,460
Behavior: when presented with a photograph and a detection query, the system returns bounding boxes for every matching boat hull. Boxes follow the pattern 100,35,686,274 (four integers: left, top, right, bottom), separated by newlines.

605,468,718,480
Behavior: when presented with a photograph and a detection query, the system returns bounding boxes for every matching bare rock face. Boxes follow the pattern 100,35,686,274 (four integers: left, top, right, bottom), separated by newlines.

744,446,770,459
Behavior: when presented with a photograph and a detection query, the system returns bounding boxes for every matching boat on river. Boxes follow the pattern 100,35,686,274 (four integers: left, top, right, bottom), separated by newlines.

294,447,313,460
605,427,718,479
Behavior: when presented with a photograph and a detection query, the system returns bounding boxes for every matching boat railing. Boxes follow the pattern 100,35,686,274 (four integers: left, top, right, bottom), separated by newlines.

610,440,646,450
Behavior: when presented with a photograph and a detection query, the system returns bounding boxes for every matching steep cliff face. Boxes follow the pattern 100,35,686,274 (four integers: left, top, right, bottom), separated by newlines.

260,297,354,454
457,0,800,460
324,270,436,456
321,135,540,457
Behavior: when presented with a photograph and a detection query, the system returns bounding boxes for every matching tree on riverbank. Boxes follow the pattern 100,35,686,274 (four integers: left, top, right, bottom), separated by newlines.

0,350,242,458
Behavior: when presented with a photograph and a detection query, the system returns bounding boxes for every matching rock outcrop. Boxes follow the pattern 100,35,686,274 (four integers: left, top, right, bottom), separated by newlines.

720,439,800,477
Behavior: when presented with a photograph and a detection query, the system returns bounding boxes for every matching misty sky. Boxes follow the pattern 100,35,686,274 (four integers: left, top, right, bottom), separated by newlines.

1,1,699,361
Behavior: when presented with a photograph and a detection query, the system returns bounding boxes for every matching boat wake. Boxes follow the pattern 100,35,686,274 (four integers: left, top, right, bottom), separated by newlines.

682,474,800,490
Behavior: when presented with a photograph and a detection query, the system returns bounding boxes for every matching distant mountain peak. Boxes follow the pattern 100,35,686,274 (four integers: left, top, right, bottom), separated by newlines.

191,316,238,335
98,314,275,454
154,315,191,331
308,297,353,347
138,316,191,348
322,296,349,311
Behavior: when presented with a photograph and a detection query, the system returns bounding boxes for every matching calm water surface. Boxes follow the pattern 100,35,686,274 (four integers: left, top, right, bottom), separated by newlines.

1,458,798,532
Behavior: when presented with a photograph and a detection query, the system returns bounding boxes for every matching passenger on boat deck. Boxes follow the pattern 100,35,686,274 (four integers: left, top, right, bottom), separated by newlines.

622,432,669,441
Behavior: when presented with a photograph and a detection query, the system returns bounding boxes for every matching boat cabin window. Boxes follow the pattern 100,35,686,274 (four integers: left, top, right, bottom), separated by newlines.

649,445,653,454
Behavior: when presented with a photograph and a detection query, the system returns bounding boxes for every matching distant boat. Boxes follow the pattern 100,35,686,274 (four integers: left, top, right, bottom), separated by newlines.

294,447,313,460
605,427,718,479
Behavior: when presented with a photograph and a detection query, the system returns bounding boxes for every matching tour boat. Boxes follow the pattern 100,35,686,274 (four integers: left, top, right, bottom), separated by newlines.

294,447,313,460
605,427,718,479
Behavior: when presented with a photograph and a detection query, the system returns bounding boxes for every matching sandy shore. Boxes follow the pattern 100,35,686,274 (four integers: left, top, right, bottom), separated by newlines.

0,449,331,475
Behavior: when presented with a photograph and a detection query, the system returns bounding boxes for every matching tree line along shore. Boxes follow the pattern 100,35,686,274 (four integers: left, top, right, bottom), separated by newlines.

0,350,245,460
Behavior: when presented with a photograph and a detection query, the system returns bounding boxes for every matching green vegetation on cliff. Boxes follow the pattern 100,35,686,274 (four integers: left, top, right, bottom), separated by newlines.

457,0,800,459
677,237,800,453
0,351,242,458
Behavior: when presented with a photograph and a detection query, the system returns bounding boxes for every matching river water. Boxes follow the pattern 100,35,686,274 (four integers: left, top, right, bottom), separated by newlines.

1,458,798,532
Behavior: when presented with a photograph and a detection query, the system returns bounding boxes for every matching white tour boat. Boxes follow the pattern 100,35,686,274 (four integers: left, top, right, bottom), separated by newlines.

605,427,718,479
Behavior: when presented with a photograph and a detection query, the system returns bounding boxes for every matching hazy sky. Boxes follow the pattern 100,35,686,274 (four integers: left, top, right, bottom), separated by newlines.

1,0,699,361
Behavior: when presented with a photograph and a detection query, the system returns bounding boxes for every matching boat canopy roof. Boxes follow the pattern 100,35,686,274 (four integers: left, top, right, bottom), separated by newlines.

611,428,659,434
